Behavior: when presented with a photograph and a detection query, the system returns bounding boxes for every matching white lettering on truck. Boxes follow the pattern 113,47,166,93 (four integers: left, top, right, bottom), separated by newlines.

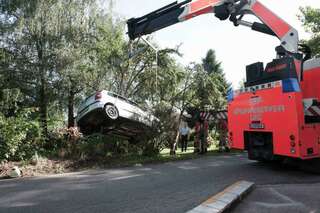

233,105,285,115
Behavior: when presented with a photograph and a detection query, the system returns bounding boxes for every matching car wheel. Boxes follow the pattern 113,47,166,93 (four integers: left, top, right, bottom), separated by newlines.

105,104,119,120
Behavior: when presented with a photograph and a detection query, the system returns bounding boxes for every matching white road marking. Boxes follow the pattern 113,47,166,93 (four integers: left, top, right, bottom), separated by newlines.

254,202,304,208
109,174,143,181
177,166,200,170
254,188,307,209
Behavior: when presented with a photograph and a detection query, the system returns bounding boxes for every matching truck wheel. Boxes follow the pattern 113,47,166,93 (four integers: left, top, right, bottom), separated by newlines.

105,104,119,120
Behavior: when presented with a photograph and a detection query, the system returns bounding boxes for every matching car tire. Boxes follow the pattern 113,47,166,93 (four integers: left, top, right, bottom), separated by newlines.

105,104,119,120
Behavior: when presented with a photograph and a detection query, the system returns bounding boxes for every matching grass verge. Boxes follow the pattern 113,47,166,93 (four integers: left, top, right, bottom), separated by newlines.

1,147,242,178
71,147,240,170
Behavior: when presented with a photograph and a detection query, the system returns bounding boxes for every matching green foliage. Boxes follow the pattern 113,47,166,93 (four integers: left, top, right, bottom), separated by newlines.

0,109,41,161
300,7,320,34
77,134,137,160
299,7,320,56
202,49,223,75
186,49,229,111
0,89,22,116
0,0,230,162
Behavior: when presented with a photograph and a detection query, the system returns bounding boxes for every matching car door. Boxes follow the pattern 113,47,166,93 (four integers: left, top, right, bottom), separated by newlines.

115,95,135,120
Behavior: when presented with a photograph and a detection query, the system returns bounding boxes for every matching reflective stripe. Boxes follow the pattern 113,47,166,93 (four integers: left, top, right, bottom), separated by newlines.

312,106,320,115
304,98,320,116
199,111,228,121
309,106,320,116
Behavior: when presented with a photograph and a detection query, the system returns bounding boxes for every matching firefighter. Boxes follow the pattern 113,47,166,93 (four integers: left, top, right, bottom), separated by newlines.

195,114,209,154
218,120,229,152
194,122,200,153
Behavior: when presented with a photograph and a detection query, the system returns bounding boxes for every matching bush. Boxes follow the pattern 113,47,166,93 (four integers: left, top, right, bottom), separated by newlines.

140,133,167,156
76,134,132,160
47,127,82,158
0,109,41,161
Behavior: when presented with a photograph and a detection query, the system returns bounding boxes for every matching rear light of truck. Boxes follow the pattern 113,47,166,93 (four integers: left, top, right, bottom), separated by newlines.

95,91,102,100
290,135,296,147
289,135,295,141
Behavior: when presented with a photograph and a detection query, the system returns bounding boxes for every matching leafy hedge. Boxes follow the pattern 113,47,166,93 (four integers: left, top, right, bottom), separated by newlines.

0,110,41,161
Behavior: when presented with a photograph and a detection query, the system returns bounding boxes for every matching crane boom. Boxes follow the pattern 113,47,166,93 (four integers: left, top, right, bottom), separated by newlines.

127,0,299,53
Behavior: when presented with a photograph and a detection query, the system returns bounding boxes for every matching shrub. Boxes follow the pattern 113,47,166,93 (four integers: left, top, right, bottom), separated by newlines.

0,109,41,161
47,127,83,158
76,134,131,160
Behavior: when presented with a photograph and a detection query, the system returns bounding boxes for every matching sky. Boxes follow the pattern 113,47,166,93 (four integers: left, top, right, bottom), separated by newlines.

109,0,320,88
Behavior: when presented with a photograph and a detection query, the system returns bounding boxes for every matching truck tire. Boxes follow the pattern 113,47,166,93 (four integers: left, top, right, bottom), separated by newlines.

105,104,119,120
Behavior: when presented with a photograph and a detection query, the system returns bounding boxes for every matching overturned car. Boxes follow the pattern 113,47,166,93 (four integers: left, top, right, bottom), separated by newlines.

76,91,158,141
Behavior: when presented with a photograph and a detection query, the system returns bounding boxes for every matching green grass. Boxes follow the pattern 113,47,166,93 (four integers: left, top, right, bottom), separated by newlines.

71,145,239,171
1,145,242,177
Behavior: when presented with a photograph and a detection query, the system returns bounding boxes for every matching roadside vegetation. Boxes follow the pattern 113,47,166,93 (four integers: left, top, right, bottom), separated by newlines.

1,1,319,175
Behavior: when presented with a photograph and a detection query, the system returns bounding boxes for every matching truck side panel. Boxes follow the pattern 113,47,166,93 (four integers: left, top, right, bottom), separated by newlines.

300,60,320,159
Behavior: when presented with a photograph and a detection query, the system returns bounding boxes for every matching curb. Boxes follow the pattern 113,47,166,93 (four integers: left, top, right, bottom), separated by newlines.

187,180,255,213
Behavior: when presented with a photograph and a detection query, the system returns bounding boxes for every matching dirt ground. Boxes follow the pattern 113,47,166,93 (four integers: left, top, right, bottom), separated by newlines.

0,159,75,178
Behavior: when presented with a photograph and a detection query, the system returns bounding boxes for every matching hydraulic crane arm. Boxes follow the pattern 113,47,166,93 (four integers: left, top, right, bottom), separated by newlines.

127,0,299,53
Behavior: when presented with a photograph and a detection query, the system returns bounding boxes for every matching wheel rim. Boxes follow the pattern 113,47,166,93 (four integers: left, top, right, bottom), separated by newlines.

105,105,118,120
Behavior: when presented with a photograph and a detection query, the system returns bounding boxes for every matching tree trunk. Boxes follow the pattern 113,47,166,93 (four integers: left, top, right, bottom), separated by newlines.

37,36,48,141
39,72,48,141
170,130,180,155
68,88,75,128
170,111,184,155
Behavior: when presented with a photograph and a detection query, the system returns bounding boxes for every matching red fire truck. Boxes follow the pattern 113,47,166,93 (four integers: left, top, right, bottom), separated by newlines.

127,0,320,162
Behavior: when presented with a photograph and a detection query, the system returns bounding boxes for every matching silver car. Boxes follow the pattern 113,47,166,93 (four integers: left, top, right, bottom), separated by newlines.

76,91,158,140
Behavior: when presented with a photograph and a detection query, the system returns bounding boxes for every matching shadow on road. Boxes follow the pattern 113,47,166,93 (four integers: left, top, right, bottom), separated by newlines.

0,153,319,213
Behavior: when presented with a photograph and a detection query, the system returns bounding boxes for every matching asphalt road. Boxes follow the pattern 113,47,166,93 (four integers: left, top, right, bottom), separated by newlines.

232,183,320,213
1,153,320,213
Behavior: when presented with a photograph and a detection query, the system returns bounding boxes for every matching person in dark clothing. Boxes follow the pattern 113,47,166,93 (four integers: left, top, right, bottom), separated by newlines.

218,120,229,152
179,123,189,152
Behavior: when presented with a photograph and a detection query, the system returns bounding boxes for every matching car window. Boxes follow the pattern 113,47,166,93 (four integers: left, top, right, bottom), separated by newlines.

108,92,140,107
128,100,139,107
117,95,127,102
107,92,117,98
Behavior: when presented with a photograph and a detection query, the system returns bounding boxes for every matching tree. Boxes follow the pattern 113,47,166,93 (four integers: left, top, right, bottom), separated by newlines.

54,0,105,128
299,7,320,56
1,0,65,139
1,0,104,135
188,49,230,111
1,0,235,159
202,49,222,75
